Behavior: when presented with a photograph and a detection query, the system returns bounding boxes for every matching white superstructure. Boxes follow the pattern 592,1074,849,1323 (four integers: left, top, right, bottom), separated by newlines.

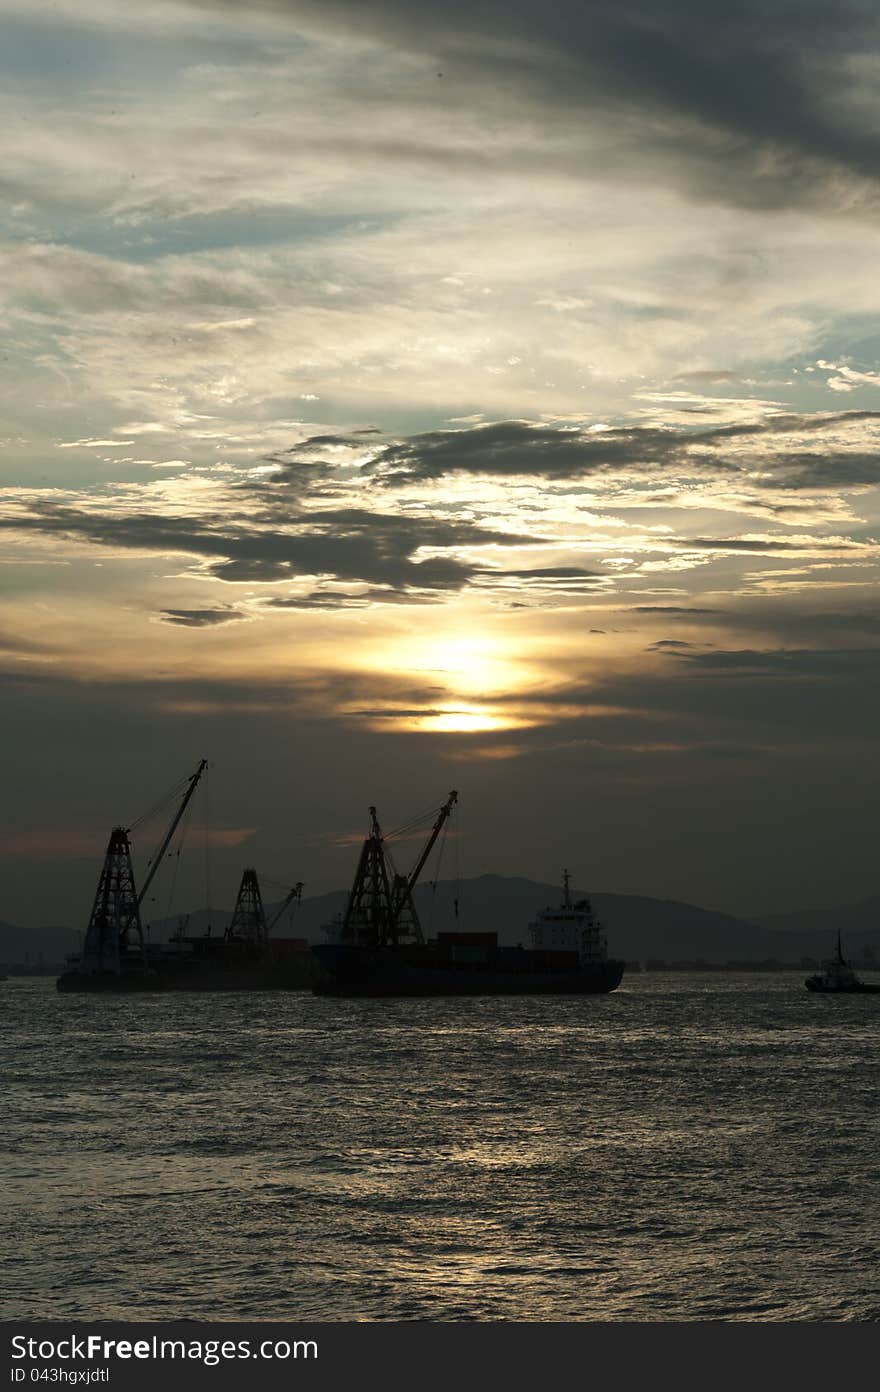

528,870,608,964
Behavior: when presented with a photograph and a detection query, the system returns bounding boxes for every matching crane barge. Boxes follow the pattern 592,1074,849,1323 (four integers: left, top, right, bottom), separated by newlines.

312,792,624,996
56,761,313,992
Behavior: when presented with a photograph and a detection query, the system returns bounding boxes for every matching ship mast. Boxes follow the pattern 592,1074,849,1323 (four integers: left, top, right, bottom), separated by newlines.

562,868,572,908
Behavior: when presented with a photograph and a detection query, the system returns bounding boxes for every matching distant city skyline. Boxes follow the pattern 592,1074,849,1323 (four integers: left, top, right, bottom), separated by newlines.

2,0,879,926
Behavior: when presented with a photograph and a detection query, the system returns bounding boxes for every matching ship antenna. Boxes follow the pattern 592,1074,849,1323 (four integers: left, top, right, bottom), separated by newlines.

563,868,572,908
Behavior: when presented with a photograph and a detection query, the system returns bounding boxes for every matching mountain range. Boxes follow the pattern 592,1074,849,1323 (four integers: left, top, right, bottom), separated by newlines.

2,876,878,967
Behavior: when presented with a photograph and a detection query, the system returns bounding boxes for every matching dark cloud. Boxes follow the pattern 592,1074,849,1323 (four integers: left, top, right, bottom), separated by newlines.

253,460,333,491
473,565,605,594
196,0,880,213
158,608,246,627
295,434,363,448
372,420,685,482
669,646,880,679
706,411,880,438
676,536,870,554
3,409,876,617
323,413,880,488
349,707,463,719
754,452,880,491
633,602,880,649
477,566,602,580
265,587,441,609
0,501,541,592
632,606,722,615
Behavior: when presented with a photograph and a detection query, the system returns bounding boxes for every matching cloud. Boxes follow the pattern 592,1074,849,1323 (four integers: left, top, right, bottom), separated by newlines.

473,565,604,585
5,5,880,446
666,646,880,679
372,420,687,482
755,452,880,490
817,361,880,393
674,535,875,556
359,414,880,491
0,493,544,592
175,0,880,215
157,607,247,627
631,605,722,615
2,407,879,626
264,586,442,609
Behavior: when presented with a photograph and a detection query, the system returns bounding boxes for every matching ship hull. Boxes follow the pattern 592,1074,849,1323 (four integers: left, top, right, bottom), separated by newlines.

805,977,880,994
57,950,318,993
155,961,317,991
312,944,625,997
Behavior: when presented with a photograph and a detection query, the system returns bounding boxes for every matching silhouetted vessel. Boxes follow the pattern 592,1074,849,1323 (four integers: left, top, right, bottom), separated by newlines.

56,762,315,993
805,933,880,994
313,794,624,997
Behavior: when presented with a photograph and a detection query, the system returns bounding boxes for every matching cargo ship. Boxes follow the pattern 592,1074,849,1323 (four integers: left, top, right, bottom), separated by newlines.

313,792,624,997
56,761,315,993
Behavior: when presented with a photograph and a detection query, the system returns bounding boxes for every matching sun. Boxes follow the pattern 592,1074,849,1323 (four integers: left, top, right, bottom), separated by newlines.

391,633,519,696
353,626,544,733
413,705,530,734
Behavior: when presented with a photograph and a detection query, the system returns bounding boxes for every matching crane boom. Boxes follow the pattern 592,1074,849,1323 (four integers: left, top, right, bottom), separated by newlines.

136,758,207,906
267,882,304,932
403,789,458,897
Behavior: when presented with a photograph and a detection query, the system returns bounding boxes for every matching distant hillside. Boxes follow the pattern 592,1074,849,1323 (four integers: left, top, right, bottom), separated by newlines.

6,876,878,968
290,875,880,963
142,876,774,960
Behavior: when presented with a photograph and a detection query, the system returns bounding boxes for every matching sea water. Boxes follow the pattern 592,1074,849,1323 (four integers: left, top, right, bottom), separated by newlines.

2,973,878,1320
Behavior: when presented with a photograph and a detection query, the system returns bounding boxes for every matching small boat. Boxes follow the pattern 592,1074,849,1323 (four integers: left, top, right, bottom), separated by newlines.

805,933,880,994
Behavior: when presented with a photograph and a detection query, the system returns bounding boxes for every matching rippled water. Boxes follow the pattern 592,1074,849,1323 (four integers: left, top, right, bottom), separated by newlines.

2,973,879,1321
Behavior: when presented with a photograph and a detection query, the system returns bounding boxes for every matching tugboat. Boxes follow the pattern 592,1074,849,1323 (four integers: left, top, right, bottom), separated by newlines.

805,932,880,994
313,792,624,997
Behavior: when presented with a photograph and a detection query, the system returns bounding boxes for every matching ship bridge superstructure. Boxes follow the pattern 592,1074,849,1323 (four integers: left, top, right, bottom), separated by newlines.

528,868,607,965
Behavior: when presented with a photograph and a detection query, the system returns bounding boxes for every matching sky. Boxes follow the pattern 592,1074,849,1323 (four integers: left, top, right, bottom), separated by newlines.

2,0,880,927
